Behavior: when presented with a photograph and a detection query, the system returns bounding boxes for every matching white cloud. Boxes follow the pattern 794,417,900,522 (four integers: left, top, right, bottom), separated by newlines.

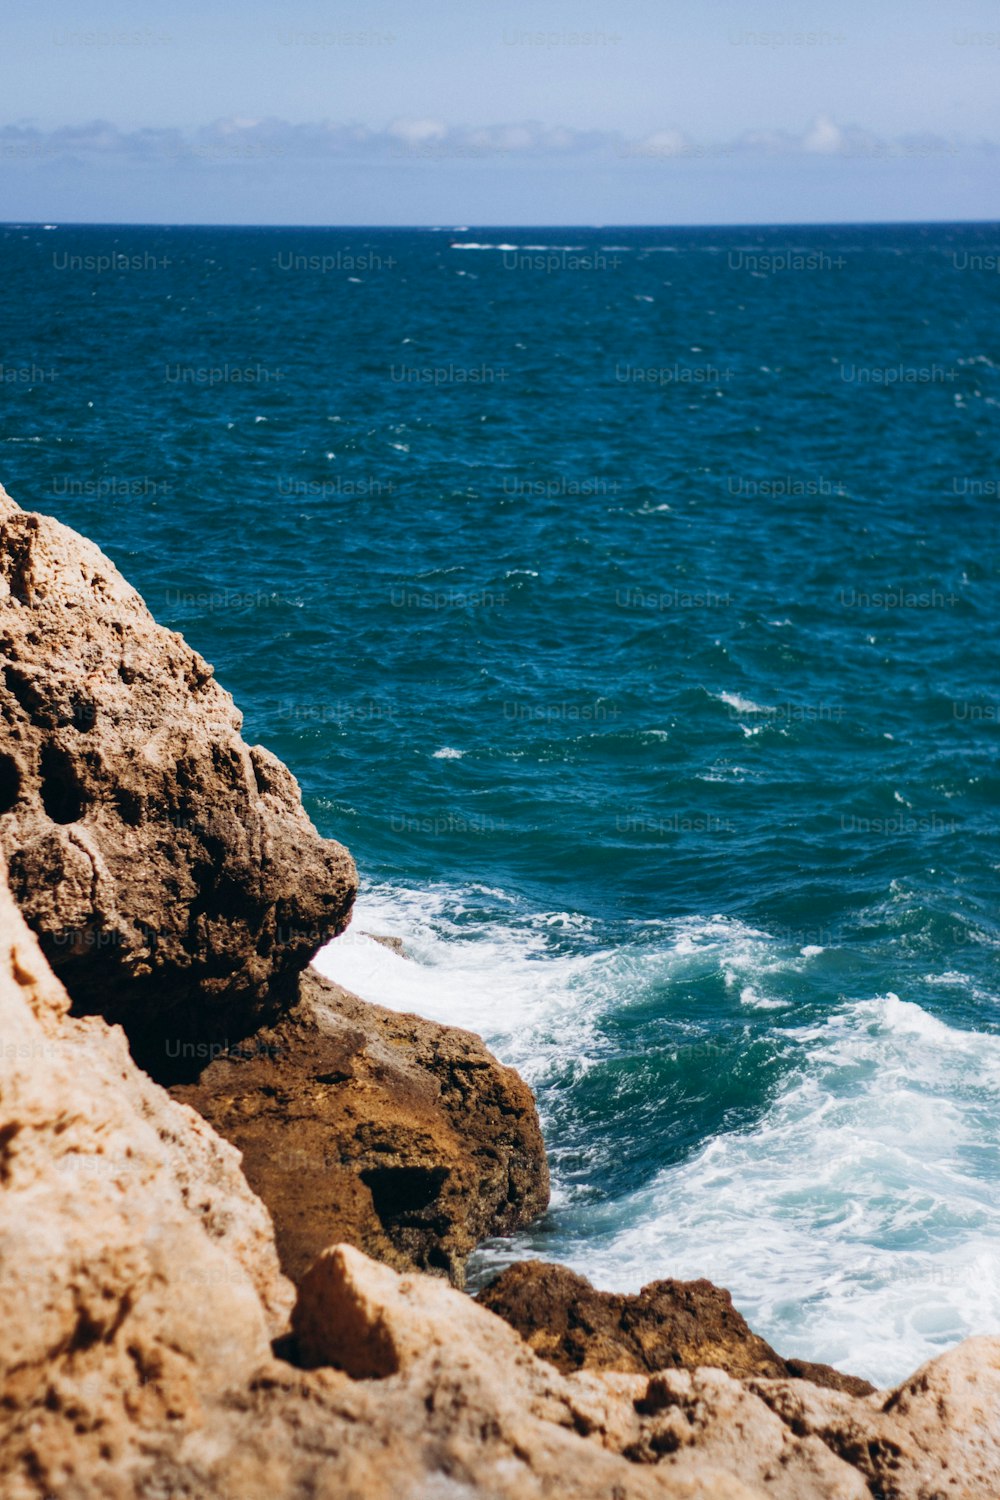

0,116,980,165
802,114,845,154
631,129,693,159
387,118,447,144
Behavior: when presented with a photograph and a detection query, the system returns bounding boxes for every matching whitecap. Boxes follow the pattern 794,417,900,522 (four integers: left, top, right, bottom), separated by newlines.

537,992,1000,1387
316,892,1000,1387
739,984,785,1009
716,690,772,713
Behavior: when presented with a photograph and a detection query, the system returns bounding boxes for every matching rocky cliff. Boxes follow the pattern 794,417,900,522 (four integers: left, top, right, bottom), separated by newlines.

0,484,356,1080
3,483,1000,1499
0,483,548,1289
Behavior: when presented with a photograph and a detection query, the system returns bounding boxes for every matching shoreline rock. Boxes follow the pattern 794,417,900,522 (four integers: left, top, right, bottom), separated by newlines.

364,931,409,957
477,1259,874,1396
171,966,550,1287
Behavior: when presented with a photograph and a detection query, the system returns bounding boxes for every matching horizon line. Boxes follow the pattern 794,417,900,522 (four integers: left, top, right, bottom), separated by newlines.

4,216,1000,231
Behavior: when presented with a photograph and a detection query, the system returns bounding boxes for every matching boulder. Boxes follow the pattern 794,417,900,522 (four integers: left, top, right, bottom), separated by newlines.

751,1338,1000,1498
0,483,356,1079
477,1259,873,1396
171,967,550,1287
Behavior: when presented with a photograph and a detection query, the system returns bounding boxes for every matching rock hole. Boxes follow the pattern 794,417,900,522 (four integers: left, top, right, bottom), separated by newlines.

0,753,20,814
71,698,96,732
360,1165,450,1230
113,787,143,826
3,663,45,719
39,745,86,824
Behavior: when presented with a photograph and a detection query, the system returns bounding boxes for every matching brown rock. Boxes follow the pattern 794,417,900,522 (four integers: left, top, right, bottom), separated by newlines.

478,1260,873,1396
289,1244,766,1498
171,967,550,1287
0,861,288,1494
291,1243,1000,1500
0,484,356,1079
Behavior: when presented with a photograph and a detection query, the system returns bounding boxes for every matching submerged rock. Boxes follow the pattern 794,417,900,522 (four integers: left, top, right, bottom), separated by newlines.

478,1260,874,1396
0,484,356,1079
364,931,409,957
172,967,550,1287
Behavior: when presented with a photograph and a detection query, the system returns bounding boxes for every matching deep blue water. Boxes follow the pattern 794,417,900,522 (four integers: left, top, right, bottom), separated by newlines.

3,221,1000,1382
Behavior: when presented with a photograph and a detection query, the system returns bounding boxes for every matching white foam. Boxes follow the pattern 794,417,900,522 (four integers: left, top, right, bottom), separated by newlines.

717,690,772,713
432,747,463,760
313,883,609,1084
315,887,1000,1387
554,994,1000,1386
740,984,785,1009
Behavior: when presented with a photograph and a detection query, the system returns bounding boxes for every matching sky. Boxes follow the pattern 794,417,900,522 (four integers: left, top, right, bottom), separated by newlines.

1,0,998,224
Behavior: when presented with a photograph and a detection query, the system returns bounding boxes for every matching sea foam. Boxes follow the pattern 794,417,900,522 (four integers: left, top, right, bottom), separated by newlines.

316,885,1000,1387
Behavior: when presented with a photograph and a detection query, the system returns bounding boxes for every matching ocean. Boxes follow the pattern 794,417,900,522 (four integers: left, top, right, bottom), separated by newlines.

3,220,999,1386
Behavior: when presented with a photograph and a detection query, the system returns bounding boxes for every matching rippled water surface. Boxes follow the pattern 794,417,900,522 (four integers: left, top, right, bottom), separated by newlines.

3,221,1000,1383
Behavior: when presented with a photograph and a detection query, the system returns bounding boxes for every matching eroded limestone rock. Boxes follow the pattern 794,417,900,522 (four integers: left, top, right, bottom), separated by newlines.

0,484,356,1079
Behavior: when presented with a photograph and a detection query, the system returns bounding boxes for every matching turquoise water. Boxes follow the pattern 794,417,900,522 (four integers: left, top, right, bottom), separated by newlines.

3,221,1000,1383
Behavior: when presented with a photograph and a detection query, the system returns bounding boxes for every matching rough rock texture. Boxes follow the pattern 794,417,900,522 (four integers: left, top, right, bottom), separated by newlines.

4,871,1000,1500
291,1245,1000,1500
750,1338,1000,1498
0,864,289,1494
478,1260,874,1396
0,484,356,1079
172,967,550,1287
